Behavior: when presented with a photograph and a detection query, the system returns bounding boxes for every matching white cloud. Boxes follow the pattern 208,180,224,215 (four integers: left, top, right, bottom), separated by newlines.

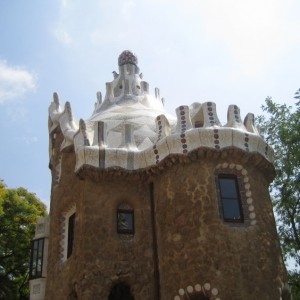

0,60,37,104
121,0,136,20
51,0,300,80
51,0,74,46
10,135,39,145
52,27,73,46
178,0,299,78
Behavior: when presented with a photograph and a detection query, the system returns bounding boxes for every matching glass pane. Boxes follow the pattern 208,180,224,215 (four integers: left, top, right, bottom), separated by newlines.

67,213,75,258
118,213,132,230
33,240,38,250
117,210,134,234
37,258,42,273
32,248,38,261
219,178,238,198
38,239,44,250
223,198,242,220
38,240,44,258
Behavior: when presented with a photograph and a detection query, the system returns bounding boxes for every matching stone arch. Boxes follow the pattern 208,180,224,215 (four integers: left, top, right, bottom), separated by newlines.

108,282,134,300
174,283,221,300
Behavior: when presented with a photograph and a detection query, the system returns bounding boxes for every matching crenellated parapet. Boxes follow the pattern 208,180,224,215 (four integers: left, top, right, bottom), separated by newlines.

48,50,273,175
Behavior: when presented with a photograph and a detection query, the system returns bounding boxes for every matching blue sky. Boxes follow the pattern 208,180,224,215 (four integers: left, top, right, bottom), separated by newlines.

0,0,300,210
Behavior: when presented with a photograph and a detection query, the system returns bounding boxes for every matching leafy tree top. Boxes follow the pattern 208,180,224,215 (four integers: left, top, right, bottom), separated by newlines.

0,181,47,300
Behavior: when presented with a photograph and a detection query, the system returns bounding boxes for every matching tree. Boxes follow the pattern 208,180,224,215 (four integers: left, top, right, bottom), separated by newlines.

258,89,300,298
0,181,47,300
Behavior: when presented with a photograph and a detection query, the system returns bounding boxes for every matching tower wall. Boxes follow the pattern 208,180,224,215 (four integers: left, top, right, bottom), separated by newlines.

45,129,157,299
152,149,286,299
44,144,287,300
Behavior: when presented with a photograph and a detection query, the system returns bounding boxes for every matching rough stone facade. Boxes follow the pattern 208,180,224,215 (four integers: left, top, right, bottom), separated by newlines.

30,51,289,300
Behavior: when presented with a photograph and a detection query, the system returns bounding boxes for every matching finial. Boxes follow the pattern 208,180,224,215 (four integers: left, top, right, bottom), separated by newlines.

96,91,102,104
155,88,160,99
53,92,59,105
65,102,73,121
79,119,86,132
118,50,138,66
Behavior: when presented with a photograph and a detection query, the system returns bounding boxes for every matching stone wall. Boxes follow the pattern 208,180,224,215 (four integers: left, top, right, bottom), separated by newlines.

45,128,287,300
153,149,287,299
45,130,156,299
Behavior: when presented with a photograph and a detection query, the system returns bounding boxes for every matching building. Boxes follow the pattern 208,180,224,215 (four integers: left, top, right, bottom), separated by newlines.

30,50,289,299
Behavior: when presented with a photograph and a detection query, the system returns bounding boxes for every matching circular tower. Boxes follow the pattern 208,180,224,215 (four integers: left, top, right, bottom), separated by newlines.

40,51,289,300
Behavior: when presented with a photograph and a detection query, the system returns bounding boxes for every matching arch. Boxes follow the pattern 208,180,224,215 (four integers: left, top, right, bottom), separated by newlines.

108,282,134,300
174,283,221,300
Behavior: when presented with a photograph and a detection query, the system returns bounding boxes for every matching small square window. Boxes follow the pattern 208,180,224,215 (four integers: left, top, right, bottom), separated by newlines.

218,175,244,222
117,209,134,234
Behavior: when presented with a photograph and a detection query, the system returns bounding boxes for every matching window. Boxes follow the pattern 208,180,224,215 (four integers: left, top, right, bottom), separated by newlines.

117,207,134,235
30,238,44,278
60,205,76,262
67,213,75,258
218,175,243,222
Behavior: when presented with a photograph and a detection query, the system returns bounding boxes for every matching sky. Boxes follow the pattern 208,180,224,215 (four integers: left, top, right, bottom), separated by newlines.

0,0,300,211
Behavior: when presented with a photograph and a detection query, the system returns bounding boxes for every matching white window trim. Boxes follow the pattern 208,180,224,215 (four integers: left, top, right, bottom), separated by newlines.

60,205,76,262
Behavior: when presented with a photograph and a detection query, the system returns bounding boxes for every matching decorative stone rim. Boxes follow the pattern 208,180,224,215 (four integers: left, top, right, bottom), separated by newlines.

174,282,221,300
215,163,256,226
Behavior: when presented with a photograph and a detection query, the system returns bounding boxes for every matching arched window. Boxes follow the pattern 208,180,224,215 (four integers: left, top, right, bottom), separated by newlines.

108,283,134,300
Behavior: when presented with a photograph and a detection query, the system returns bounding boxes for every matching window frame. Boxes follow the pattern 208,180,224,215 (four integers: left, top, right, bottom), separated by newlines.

117,208,134,235
217,174,244,223
29,238,44,279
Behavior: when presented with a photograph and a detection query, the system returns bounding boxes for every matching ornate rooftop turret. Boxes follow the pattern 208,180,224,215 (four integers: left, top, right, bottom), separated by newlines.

48,50,273,175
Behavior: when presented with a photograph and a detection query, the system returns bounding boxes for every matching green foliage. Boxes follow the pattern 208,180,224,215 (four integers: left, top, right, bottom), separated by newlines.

258,89,300,298
0,181,47,300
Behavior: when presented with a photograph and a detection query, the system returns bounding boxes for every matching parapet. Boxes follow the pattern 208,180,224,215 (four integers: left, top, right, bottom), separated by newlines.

48,51,273,175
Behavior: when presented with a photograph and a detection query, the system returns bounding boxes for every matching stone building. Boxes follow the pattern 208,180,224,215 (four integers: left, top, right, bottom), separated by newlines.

29,50,289,299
